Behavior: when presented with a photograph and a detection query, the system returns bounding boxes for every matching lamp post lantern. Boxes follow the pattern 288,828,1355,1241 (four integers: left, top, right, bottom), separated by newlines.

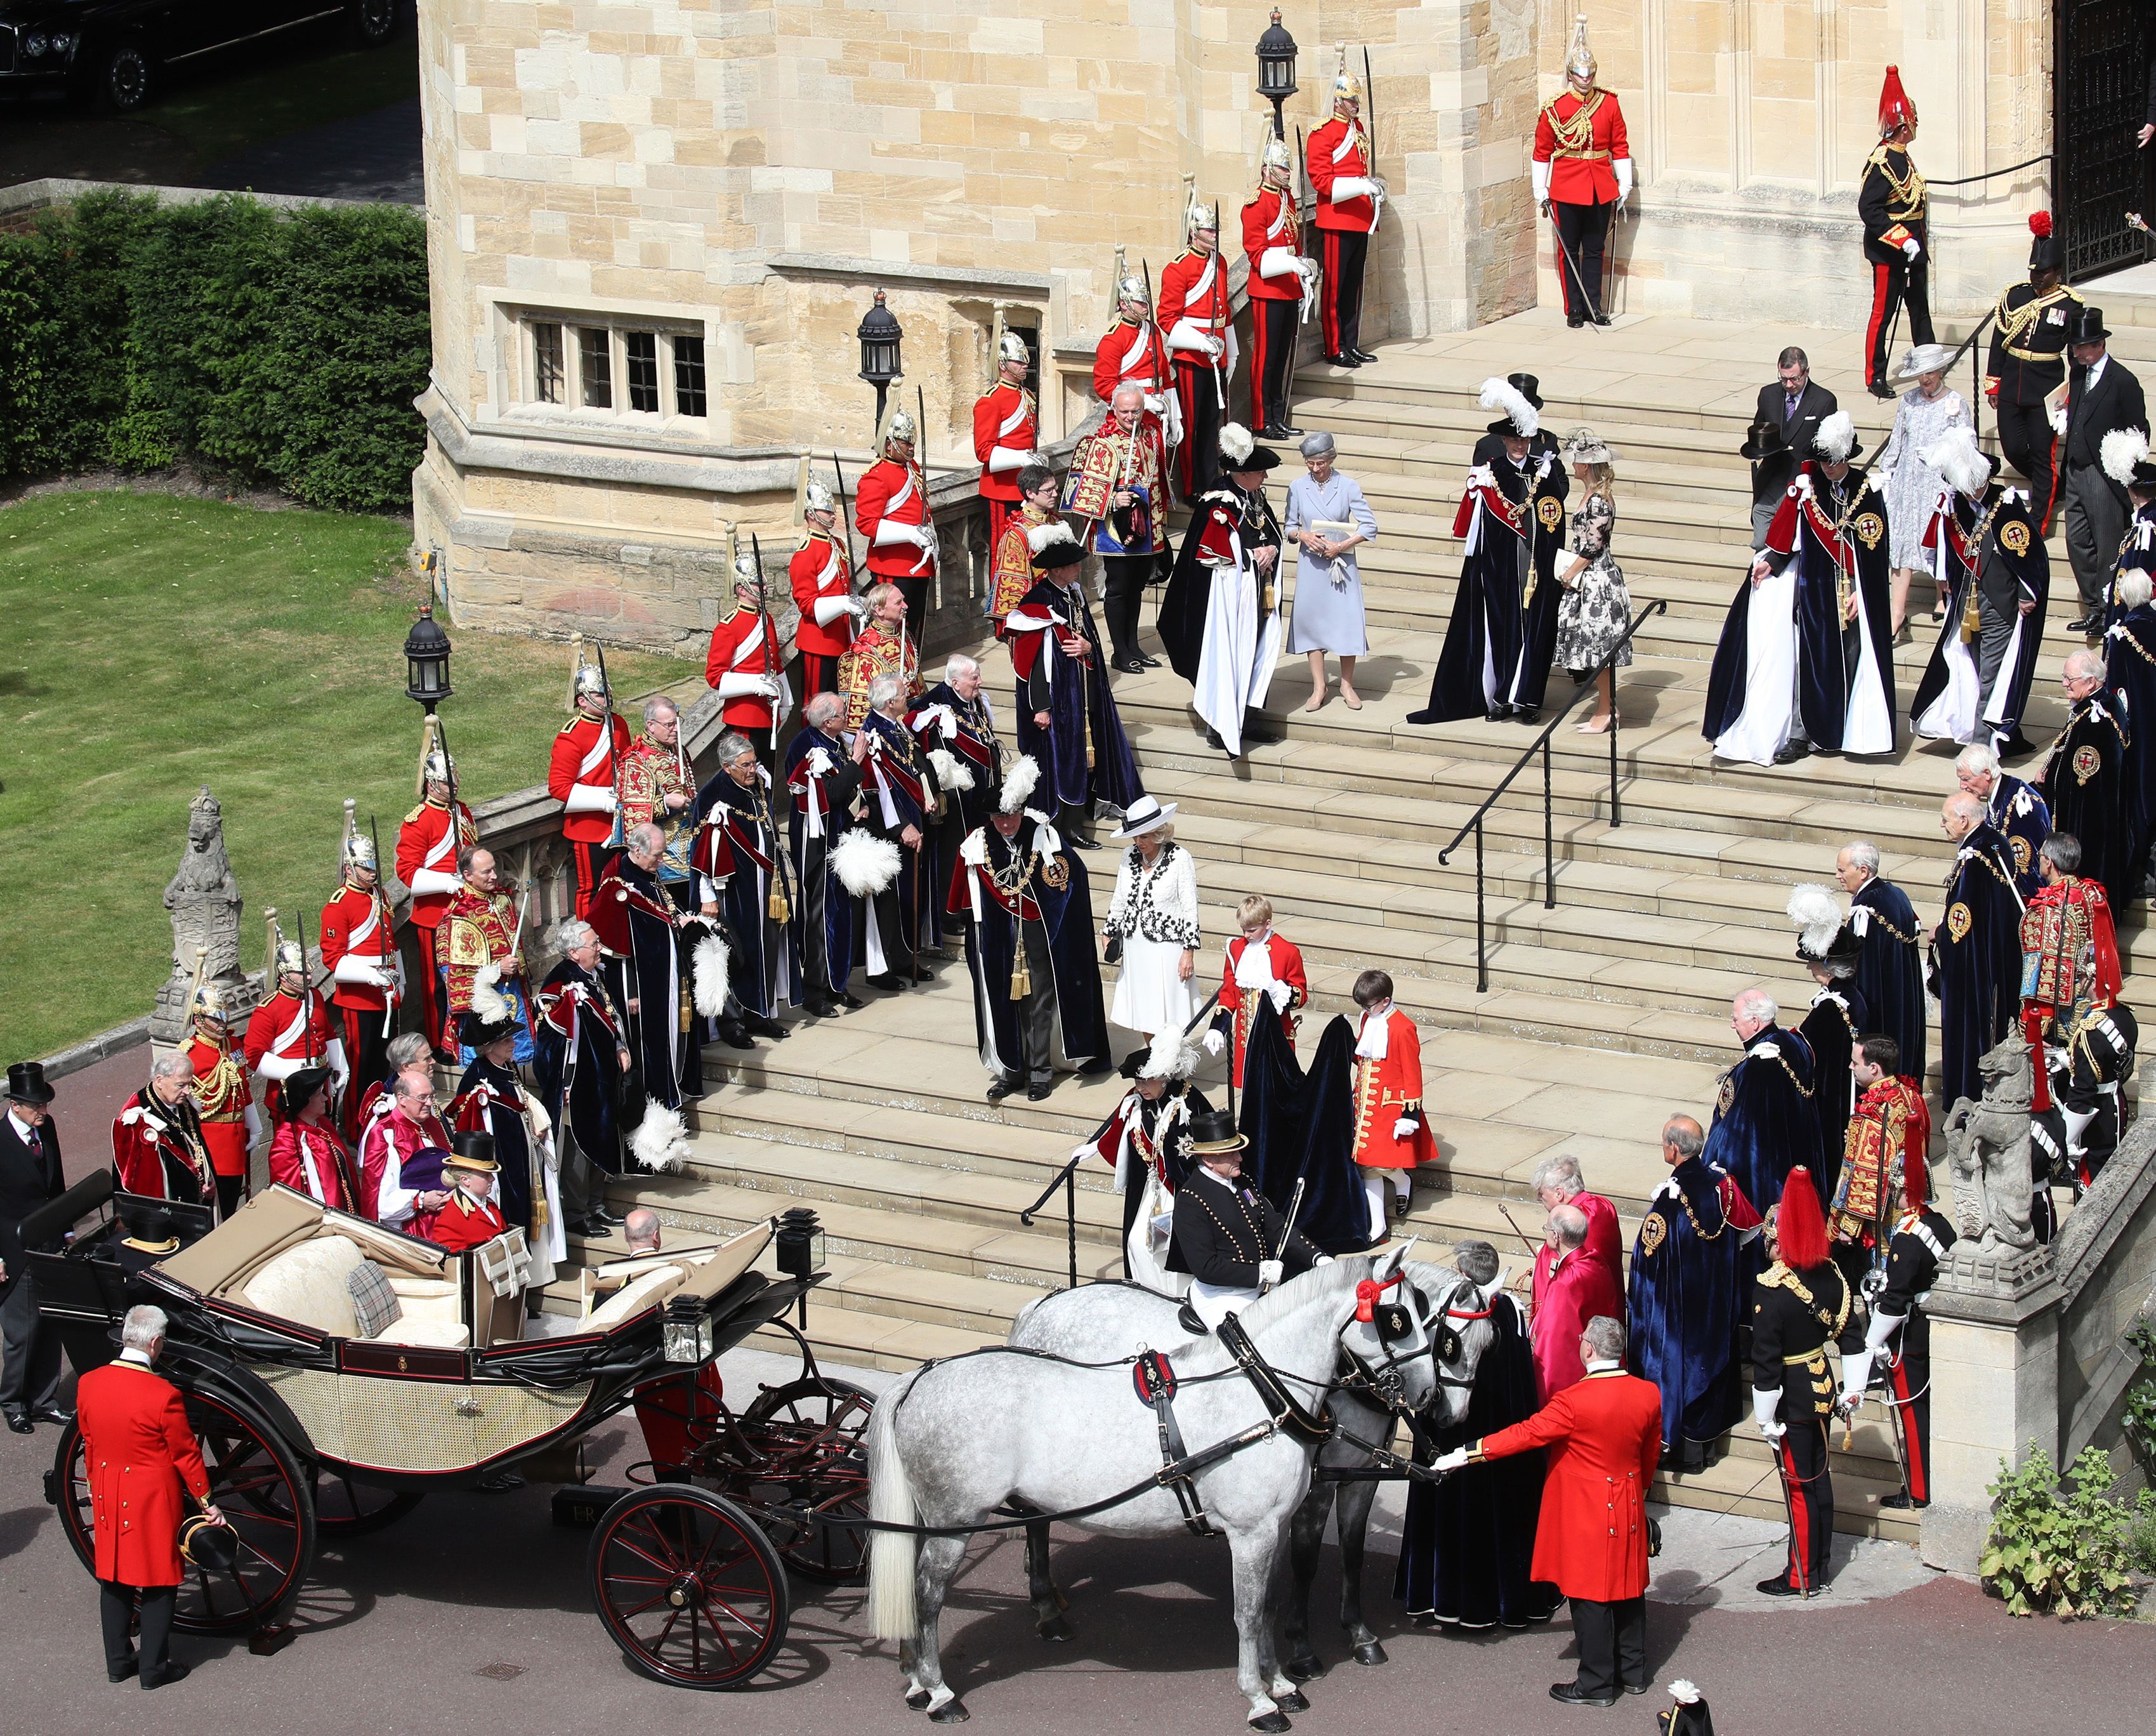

402,601,453,714
1256,10,1299,141
857,288,905,439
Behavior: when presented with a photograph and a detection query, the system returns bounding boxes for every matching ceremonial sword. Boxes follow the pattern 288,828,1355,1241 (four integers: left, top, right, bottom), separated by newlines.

1259,1177,1308,1296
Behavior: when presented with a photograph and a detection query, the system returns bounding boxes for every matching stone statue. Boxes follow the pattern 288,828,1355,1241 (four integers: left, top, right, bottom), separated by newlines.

1943,1035,2041,1255
150,787,253,1040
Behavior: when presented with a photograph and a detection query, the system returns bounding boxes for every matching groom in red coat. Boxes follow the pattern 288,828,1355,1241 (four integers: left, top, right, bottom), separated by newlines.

1438,1313,1662,1707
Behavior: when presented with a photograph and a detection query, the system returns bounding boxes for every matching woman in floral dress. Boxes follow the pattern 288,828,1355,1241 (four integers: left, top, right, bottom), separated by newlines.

1870,342,1971,636
1551,429,1632,733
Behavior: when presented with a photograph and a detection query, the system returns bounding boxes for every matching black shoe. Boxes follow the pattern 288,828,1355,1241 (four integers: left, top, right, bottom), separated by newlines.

1754,1575,1808,1597
1485,706,1508,723
1513,707,1540,725
1068,834,1100,851
804,994,841,1018
1567,313,1584,329
1027,1081,1055,1101
3,1410,30,1435
141,1662,191,1690
1549,1682,1618,1708
1136,652,1161,669
1112,657,1148,674
1204,727,1226,749
1772,740,1813,765
2067,614,2098,633
1261,423,1303,440
590,1207,625,1230
1622,1683,1652,1696
1996,732,2037,757
746,1011,786,1040
838,990,865,1010
985,1075,1021,1102
1878,1491,1928,1510
1591,313,1611,327
867,971,908,990
1349,347,1379,364
108,1659,138,1683
714,1022,755,1051
1868,381,1897,400
1324,353,1358,369
32,1404,72,1425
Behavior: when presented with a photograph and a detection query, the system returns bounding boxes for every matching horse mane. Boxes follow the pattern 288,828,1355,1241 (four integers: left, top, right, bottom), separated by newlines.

1230,1254,1374,1338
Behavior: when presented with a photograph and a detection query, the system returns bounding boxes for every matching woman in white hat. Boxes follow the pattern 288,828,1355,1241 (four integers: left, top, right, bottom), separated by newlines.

1870,340,1969,635
1101,796,1202,1045
1551,429,1633,733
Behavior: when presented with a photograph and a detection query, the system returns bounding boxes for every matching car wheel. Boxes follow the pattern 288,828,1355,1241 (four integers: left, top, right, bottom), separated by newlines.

96,40,154,114
346,0,399,44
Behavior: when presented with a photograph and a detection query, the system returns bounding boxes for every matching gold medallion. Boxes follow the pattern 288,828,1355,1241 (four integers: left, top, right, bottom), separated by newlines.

2072,745,2101,784
1946,901,1972,942
1855,512,1884,550
1638,1213,1666,1258
1716,1075,1735,1116
1538,496,1563,530
2002,520,2031,555
2011,836,2031,874
1041,855,1072,890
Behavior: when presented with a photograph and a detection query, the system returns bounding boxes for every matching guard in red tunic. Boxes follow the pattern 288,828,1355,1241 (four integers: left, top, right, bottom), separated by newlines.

1243,134,1317,440
182,984,254,1219
790,475,867,700
394,731,478,1058
242,921,343,1115
1306,46,1383,369
112,1062,216,1207
973,326,1038,550
1349,969,1436,1240
426,1133,509,1255
548,655,631,921
704,553,792,770
1860,66,1931,398
1532,18,1631,329
319,818,399,1141
1092,255,1180,447
78,1313,219,1689
855,407,937,639
1203,894,1307,1088
1157,181,1233,503
1437,1318,1663,1705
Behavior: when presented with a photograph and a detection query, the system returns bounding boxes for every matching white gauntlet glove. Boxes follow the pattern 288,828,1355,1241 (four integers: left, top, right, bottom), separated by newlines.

1433,1447,1471,1473
1901,237,1921,260
1752,1385,1785,1442
1266,982,1293,1012
1258,1259,1286,1288
1392,1117,1420,1141
1202,1029,1228,1056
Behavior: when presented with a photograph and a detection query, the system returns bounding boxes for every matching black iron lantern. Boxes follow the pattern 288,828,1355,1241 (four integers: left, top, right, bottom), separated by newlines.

1257,10,1298,139
775,1206,827,1328
402,602,453,713
857,288,904,435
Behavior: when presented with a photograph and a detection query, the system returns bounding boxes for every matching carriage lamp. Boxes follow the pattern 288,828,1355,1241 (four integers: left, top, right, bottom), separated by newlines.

775,1207,827,1282
857,289,905,437
1256,11,1299,140
662,1294,716,1365
402,602,454,714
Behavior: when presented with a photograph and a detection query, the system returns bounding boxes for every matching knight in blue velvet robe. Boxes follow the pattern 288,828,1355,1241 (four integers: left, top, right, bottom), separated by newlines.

593,848,698,1112
2105,598,2156,897
860,703,942,976
1394,1286,1558,1628
1848,865,1926,1088
784,716,865,1010
692,758,801,1022
1976,768,2051,900
1934,816,2025,1112
1702,1018,1819,1221
1797,975,1866,1198
1005,555,1145,838
911,678,1004,944
1909,483,2048,757
1233,1005,1372,1253
1627,1152,1756,1471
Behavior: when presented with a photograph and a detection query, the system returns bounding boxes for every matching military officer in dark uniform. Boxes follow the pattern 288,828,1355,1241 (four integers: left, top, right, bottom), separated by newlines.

1985,213,2082,528
1839,1162,1957,1511
1860,68,1931,400
1750,1168,1858,1596
1167,1108,1329,1329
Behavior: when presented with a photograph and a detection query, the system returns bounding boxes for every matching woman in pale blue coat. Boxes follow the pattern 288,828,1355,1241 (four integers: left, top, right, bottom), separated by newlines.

1284,431,1379,711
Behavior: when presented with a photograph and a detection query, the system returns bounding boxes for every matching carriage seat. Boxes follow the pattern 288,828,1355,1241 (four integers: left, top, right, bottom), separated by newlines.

240,1234,471,1348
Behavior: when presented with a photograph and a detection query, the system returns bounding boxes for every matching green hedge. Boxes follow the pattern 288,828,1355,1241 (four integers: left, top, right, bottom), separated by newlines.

0,189,429,512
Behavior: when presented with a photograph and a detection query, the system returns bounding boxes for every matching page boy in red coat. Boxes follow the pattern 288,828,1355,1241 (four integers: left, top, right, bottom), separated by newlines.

1437,1312,1661,1706
77,1304,221,1689
1204,894,1309,1088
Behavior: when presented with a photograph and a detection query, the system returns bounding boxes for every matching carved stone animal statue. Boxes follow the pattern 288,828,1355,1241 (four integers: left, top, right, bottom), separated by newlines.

152,787,246,1038
1945,1035,2039,1254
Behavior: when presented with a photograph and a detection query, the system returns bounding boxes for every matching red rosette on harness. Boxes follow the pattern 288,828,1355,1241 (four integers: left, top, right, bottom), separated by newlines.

1355,1270,1402,1324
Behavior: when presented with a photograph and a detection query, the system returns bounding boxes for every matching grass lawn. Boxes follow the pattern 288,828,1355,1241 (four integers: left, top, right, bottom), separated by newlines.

0,492,686,1061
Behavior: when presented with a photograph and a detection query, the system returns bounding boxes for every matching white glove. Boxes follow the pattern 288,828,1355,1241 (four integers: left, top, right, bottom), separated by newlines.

244,1101,264,1143
1331,176,1377,202
254,1052,299,1082
1202,1029,1227,1056
812,595,855,628
1257,1259,1285,1288
1840,1349,1876,1398
1530,161,1551,206
1266,982,1293,1011
332,954,391,989
1752,1385,1784,1440
1258,245,1303,282
1614,158,1633,207
1313,1254,1334,1266
919,525,941,559
324,1037,349,1088
1902,237,1921,260
1392,1117,1420,1141
1433,1447,1471,1473
2050,405,2070,436
758,674,785,699
1142,391,1165,416
563,784,617,815
408,867,461,897
988,447,1028,475
1206,334,1225,360
1759,1417,1786,1442
847,594,872,619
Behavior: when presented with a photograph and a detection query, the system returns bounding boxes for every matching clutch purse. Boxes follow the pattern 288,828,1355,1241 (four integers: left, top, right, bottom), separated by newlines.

1103,932,1124,966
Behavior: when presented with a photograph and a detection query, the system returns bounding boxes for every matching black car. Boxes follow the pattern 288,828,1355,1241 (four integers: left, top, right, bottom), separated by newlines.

0,0,398,113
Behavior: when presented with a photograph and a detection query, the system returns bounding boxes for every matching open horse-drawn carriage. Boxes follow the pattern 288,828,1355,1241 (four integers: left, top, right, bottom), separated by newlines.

27,1173,873,1688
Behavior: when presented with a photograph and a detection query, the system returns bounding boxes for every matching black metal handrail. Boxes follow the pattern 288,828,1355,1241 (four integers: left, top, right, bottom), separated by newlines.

1926,152,2053,190
1435,596,1669,994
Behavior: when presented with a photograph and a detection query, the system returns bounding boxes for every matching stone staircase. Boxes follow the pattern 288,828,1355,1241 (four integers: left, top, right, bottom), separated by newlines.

560,303,2156,1544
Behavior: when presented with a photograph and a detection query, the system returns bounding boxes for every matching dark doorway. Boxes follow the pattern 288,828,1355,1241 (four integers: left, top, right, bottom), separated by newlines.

2054,0,2153,281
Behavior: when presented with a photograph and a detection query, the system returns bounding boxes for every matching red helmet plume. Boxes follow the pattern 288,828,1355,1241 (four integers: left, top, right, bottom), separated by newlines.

1877,65,1917,138
1769,1169,1829,1270
2029,211,2053,239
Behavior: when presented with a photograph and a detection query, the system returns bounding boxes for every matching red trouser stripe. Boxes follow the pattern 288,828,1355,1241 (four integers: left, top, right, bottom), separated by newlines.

1321,232,1341,356
2039,433,2061,532
1782,1437,1812,1590
1890,1357,1926,1503
414,923,445,1052
1863,262,1892,388
1249,304,1270,429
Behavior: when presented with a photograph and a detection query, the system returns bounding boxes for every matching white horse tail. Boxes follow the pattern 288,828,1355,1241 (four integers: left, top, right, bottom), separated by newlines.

867,1371,921,1641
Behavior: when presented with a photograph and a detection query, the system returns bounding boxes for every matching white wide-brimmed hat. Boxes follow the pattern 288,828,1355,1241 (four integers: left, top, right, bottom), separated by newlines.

1895,342,1956,380
1111,794,1178,839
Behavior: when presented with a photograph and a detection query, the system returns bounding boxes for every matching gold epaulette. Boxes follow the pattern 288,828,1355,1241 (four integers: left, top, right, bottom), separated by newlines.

1757,1261,1794,1291
404,803,427,825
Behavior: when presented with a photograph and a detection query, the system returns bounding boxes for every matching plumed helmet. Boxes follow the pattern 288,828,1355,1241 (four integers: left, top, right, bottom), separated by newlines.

804,477,836,516
1564,14,1597,83
573,662,610,700
194,982,235,1023
884,407,917,447
2027,210,2064,275
1877,64,1917,138
1331,41,1363,107
1183,175,1218,240
998,328,1030,367
733,551,765,595
1117,272,1150,308
274,937,307,977
1259,133,1293,179
422,748,453,786
342,825,378,872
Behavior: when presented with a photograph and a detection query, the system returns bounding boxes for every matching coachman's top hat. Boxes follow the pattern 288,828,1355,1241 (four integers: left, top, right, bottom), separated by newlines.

1738,419,1785,463
446,1131,499,1175
6,1060,55,1105
179,1513,240,1572
2068,304,2111,346
1187,1108,1247,1157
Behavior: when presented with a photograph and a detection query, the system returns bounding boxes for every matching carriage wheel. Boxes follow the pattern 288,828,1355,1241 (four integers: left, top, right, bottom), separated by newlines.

52,1392,317,1636
589,1485,789,1688
738,1376,874,1582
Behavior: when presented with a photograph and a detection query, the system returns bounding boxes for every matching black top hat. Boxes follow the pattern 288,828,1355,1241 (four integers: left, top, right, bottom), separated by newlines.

447,1130,499,1174
2068,305,2110,345
1739,419,1785,463
1186,1107,1247,1156
179,1513,240,1572
121,1204,177,1249
279,1065,335,1119
459,1009,520,1051
1030,531,1088,571
6,1060,55,1105
1507,372,1546,409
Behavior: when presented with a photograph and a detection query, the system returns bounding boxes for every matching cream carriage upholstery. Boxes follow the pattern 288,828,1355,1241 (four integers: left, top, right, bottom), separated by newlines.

577,1224,776,1331
240,1235,470,1349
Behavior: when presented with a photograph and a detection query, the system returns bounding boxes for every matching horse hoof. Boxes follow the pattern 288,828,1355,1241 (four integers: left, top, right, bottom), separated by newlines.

1037,1614,1076,1643
905,1692,931,1711
1353,1641,1388,1667
1275,1690,1311,1714
1282,1655,1325,1683
929,1700,971,1724
1249,1714,1292,1733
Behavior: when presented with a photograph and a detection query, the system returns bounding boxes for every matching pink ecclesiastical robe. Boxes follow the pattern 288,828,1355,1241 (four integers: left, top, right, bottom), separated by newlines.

1530,1242,1624,1404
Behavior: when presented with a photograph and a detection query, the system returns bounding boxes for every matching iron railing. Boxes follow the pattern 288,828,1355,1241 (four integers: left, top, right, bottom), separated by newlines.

1435,597,1669,994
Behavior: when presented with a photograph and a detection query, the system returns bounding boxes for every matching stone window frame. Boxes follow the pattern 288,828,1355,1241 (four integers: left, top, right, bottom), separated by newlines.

503,303,713,430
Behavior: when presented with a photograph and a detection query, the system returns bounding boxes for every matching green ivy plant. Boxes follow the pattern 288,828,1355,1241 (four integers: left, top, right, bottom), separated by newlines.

1981,1443,2137,1618
2122,1323,2156,1475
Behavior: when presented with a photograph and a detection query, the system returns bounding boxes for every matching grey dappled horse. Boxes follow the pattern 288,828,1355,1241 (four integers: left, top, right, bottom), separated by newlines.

866,1251,1432,1728
1011,1260,1498,1680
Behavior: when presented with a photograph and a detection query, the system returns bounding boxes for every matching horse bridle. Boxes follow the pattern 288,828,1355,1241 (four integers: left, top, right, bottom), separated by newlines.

1339,1273,1490,1413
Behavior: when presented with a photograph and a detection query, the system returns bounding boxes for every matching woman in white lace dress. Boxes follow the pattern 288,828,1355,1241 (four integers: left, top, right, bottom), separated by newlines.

1871,343,1970,635
1101,796,1200,1045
